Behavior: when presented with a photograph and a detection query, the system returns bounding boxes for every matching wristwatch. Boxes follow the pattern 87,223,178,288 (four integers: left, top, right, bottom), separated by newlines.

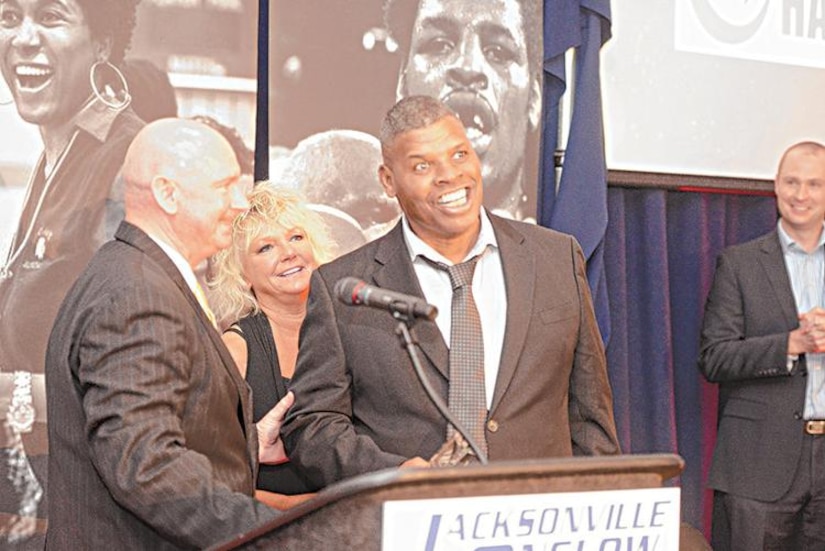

7,371,35,433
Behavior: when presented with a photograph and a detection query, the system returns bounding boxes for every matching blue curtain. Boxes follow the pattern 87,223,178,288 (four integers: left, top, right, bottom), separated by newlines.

540,0,781,535
605,185,776,533
541,1,612,344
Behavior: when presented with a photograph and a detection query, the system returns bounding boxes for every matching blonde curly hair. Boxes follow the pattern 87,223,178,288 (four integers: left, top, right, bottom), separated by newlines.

208,181,334,327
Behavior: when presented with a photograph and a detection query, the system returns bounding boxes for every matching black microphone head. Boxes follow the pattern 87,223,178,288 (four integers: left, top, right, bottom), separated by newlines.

334,276,437,321
334,277,366,306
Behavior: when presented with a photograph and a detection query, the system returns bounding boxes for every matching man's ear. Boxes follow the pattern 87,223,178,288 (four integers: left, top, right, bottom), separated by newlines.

378,164,396,198
528,75,541,131
151,176,179,215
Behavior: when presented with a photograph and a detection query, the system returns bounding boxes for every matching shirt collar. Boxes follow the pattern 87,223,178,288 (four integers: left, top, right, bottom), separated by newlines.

147,234,201,293
72,95,124,143
402,207,499,265
777,220,825,254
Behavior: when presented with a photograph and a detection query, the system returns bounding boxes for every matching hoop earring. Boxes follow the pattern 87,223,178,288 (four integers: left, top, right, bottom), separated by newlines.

89,59,131,111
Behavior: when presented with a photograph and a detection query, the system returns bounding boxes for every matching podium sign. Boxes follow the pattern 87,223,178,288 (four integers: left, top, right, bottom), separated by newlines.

208,455,686,551
382,487,681,551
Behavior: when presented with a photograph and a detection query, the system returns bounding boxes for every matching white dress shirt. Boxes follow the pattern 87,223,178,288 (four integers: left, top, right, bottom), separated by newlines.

401,208,507,408
147,235,215,323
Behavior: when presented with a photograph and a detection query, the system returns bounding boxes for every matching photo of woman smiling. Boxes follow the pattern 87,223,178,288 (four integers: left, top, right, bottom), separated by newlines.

0,0,143,542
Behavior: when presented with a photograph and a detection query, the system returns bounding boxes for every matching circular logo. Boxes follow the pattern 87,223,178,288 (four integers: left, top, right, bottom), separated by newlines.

690,0,769,44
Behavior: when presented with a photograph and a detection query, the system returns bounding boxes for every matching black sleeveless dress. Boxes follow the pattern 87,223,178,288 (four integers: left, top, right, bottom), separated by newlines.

235,312,315,494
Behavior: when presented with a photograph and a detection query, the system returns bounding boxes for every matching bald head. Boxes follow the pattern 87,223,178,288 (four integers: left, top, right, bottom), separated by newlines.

123,118,238,201
776,141,825,177
122,118,248,266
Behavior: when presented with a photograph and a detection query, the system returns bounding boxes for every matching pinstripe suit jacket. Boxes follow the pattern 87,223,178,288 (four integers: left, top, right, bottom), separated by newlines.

45,222,277,550
282,215,620,489
699,230,810,501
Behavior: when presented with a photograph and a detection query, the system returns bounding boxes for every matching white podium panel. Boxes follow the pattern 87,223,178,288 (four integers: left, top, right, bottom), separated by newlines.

383,487,681,551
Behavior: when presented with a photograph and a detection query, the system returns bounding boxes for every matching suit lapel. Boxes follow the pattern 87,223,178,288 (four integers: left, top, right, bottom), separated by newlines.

488,216,534,412
759,232,798,330
115,222,253,434
371,224,449,378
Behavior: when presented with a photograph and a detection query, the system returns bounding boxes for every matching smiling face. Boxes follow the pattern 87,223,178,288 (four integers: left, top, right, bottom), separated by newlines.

241,223,318,304
379,114,482,262
775,145,825,241
397,0,538,208
0,0,101,128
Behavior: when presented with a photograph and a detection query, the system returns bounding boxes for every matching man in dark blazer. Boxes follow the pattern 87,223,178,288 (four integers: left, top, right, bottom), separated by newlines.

699,141,825,550
282,96,619,488
45,119,287,549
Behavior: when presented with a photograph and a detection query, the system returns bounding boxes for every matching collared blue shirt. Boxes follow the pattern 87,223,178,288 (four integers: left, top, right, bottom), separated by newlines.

778,221,825,419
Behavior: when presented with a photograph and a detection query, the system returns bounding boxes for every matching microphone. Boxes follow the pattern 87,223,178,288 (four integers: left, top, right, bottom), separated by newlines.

334,277,438,321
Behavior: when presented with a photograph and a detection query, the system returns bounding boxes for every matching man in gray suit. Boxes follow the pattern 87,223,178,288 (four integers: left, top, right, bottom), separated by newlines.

282,96,619,488
700,141,825,550
45,119,289,549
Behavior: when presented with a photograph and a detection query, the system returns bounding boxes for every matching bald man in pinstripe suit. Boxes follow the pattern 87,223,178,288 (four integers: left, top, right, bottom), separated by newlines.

44,119,287,549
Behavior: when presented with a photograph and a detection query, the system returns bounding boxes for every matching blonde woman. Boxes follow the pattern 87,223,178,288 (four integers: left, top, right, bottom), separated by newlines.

209,182,334,510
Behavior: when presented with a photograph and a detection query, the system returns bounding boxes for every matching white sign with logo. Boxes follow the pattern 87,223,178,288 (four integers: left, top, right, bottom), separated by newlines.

382,487,681,551
675,0,825,69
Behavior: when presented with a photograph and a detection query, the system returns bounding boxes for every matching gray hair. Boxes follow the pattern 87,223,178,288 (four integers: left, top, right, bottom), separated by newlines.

378,95,457,152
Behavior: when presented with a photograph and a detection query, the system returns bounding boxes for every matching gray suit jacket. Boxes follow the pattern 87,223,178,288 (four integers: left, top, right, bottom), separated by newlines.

45,222,277,550
699,230,808,501
282,215,620,488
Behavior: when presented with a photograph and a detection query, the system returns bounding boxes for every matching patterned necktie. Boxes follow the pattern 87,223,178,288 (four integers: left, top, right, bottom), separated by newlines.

193,281,218,329
440,255,488,455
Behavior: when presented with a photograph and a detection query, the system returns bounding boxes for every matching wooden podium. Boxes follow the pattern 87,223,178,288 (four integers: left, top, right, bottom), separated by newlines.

209,453,688,550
